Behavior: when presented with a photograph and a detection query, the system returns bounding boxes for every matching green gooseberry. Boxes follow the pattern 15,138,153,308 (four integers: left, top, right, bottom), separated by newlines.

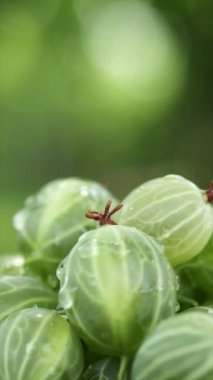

83,357,130,380
0,253,25,275
0,308,84,380
57,225,177,356
117,175,213,267
13,178,117,277
131,311,213,380
0,275,57,322
177,233,213,302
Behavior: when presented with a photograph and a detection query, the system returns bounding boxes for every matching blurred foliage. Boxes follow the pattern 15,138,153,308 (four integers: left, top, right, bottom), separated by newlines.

0,0,213,251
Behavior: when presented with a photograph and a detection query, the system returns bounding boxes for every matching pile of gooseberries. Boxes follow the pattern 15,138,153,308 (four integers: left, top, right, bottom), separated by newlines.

0,175,213,380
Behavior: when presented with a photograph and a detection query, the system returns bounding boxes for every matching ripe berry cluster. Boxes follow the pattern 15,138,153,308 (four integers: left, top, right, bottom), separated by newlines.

0,175,212,379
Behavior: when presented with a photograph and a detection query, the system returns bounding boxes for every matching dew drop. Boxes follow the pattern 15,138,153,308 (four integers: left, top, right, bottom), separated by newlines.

48,275,58,288
157,284,165,291
80,187,89,197
162,230,171,239
89,276,97,287
60,286,78,309
26,196,34,206
100,331,108,339
56,304,64,313
175,275,180,291
42,344,52,355
60,292,74,309
13,212,25,231
26,343,34,354
56,260,66,280
57,261,65,271
26,196,42,209
175,301,180,312
13,256,25,268
88,249,99,257
114,242,120,246
148,287,154,293
54,225,63,246
139,286,154,294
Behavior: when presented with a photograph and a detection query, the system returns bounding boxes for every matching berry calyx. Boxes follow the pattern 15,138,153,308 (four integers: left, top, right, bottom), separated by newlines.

85,200,123,226
205,181,213,203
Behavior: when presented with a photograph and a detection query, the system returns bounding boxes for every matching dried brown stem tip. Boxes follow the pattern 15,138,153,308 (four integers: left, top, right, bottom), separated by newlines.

206,180,213,203
85,200,123,226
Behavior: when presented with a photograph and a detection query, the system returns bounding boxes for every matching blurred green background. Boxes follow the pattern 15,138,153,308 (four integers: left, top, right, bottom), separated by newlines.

0,0,213,252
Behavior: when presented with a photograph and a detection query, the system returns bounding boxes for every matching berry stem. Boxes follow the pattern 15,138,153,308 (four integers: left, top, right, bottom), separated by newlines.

118,356,129,380
205,181,213,203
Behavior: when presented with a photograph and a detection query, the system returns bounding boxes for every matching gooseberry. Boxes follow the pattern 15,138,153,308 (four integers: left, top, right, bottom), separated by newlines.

118,175,213,266
57,225,177,356
131,311,213,380
177,233,213,302
0,308,84,380
0,275,57,322
13,178,117,277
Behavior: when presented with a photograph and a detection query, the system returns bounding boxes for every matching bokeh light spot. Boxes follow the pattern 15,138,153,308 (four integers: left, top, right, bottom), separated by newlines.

75,0,187,119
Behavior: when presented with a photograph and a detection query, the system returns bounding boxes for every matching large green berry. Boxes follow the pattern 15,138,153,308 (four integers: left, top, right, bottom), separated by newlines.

58,225,177,356
0,275,57,322
131,311,213,380
13,178,117,277
0,308,84,380
118,175,213,266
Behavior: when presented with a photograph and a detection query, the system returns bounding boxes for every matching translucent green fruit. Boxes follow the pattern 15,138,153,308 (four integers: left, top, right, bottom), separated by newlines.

131,311,213,380
13,178,117,277
0,308,84,380
0,275,57,322
58,225,177,356
118,175,213,266
178,233,213,301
